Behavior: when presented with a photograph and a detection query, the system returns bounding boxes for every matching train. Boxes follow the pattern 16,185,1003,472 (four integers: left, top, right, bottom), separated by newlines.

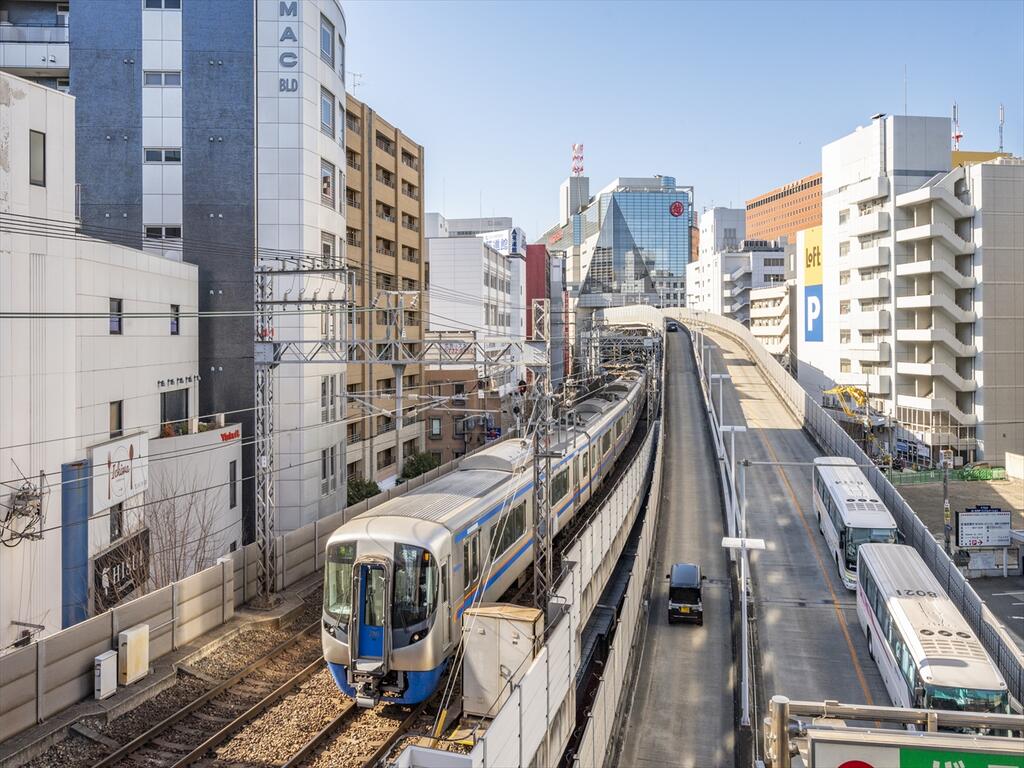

321,370,648,705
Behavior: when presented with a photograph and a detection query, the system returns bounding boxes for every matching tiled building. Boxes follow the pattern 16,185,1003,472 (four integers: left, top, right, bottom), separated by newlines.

745,172,822,244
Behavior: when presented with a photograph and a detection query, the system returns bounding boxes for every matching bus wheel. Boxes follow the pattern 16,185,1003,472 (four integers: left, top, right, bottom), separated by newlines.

866,630,874,660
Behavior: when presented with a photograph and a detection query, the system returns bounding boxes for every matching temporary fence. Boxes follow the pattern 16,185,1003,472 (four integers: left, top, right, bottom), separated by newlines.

0,439,506,744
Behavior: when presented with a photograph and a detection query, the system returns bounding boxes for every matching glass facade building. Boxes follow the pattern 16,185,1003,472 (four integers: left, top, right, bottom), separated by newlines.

542,176,693,308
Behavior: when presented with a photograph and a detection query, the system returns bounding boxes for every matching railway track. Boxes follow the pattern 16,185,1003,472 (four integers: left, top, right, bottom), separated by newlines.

90,620,322,768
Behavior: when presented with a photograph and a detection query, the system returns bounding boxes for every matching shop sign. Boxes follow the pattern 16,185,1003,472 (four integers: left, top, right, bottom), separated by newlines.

88,432,149,514
220,428,241,442
93,528,150,613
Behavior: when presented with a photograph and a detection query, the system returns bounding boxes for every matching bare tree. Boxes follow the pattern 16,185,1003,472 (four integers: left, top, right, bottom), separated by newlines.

145,465,222,589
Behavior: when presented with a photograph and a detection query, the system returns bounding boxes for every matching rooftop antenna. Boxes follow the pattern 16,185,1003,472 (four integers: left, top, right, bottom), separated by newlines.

952,101,963,151
571,143,584,177
998,103,1005,153
350,72,364,97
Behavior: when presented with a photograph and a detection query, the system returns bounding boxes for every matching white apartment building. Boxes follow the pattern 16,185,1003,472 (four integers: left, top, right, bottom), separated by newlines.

796,113,1023,465
698,206,745,260
685,241,786,325
749,281,796,369
0,73,241,649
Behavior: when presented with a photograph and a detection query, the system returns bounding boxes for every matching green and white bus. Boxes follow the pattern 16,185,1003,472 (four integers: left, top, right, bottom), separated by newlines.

857,543,1011,720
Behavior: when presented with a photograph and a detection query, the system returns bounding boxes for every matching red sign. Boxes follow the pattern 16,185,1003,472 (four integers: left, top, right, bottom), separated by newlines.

669,200,685,217
548,229,564,244
837,761,874,768
220,429,240,442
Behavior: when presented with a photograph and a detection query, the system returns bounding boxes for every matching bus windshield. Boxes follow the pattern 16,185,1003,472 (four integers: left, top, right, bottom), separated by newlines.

324,541,356,625
926,685,1010,714
844,527,896,568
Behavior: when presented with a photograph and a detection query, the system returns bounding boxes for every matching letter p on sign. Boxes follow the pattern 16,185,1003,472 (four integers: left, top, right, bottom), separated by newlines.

805,285,823,342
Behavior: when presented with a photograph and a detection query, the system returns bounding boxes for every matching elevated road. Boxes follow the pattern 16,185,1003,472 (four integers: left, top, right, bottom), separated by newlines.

703,330,890,709
619,331,735,768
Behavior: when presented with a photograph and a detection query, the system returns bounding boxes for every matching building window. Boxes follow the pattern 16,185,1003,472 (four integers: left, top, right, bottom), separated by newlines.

143,70,181,86
321,447,337,496
338,34,345,79
320,15,335,65
145,0,181,8
430,417,442,438
321,159,336,207
160,388,189,431
320,86,335,137
229,460,237,508
109,502,124,542
109,298,123,334
109,400,123,438
170,304,180,335
144,148,181,163
321,232,336,269
145,225,182,239
29,131,46,186
377,447,395,471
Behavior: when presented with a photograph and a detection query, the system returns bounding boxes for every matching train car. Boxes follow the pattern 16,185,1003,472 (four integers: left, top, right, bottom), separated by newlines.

321,371,647,705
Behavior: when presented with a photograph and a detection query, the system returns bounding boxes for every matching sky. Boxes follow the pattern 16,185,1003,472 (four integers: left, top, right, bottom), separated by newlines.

342,0,1024,240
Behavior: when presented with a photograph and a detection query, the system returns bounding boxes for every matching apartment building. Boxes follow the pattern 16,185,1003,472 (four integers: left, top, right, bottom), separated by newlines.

749,282,796,370
0,0,351,535
423,369,508,464
685,240,786,325
797,113,1023,465
746,172,822,243
0,73,241,648
343,93,427,488
698,207,745,260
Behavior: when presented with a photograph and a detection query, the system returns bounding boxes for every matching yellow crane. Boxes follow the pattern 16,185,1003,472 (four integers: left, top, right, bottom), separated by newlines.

823,385,891,462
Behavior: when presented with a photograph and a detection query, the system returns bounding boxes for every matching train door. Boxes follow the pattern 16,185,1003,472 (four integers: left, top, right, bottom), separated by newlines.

463,532,481,605
352,558,391,672
441,557,451,647
573,455,581,510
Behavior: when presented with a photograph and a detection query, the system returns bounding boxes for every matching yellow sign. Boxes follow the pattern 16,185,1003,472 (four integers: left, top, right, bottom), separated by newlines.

803,226,823,287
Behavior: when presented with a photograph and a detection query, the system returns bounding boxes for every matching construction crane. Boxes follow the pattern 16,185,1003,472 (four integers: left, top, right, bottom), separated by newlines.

822,385,891,463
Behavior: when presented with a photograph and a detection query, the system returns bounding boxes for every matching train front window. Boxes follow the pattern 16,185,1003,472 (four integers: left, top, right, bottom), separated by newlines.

324,541,356,624
926,685,1010,714
844,527,896,569
393,544,438,629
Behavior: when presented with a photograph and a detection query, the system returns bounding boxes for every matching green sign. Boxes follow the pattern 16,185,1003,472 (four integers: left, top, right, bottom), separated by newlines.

899,746,1024,768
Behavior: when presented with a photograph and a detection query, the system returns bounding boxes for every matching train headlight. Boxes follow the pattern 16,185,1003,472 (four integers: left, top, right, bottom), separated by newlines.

411,632,422,643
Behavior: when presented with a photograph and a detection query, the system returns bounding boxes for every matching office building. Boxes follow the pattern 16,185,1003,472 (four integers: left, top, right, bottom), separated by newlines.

342,93,426,488
0,0,349,534
0,72,241,648
525,243,568,385
746,172,822,243
797,113,1023,465
698,207,745,260
685,240,786,325
539,174,693,362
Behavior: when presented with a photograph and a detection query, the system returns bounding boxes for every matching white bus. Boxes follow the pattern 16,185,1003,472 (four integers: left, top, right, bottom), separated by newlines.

857,543,1011,719
812,457,898,589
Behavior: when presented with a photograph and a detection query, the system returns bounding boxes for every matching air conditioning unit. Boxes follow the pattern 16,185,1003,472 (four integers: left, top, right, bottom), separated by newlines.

118,624,150,686
94,650,117,700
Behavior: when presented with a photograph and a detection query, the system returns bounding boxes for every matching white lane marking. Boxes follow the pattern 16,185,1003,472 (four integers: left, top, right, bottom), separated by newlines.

991,591,1024,597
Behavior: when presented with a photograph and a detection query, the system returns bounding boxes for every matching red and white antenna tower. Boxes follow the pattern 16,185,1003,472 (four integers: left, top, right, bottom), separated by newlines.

571,143,584,176
951,102,963,150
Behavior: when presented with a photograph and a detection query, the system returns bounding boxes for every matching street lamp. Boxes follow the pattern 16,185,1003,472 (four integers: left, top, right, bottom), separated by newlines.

710,373,731,427
723,458,767,729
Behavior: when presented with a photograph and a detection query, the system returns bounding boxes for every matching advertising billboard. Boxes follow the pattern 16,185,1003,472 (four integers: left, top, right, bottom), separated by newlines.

957,505,1012,548
93,527,150,613
88,432,149,514
802,226,823,342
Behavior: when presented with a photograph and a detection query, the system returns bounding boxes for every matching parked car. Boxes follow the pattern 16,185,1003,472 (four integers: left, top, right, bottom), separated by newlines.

666,562,705,625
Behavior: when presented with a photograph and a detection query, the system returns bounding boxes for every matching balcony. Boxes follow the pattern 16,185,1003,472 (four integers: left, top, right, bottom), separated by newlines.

848,276,890,300
840,309,890,331
895,259,976,290
895,181,974,219
345,115,362,134
377,211,396,223
848,210,890,238
402,184,420,201
895,394,978,427
375,136,396,156
376,172,396,190
896,361,977,392
846,176,889,205
895,293,976,324
895,222,974,256
401,153,420,171
346,155,362,171
0,22,69,77
847,342,890,364
402,218,420,232
847,245,889,270
376,246,395,257
895,328,976,357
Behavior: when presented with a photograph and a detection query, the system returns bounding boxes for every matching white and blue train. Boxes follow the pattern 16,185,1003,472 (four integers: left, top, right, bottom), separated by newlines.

321,371,647,705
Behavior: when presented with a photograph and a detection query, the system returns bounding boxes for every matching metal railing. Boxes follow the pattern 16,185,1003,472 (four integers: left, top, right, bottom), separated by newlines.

0,23,69,43
346,156,361,171
375,137,395,155
376,173,395,189
401,154,419,171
